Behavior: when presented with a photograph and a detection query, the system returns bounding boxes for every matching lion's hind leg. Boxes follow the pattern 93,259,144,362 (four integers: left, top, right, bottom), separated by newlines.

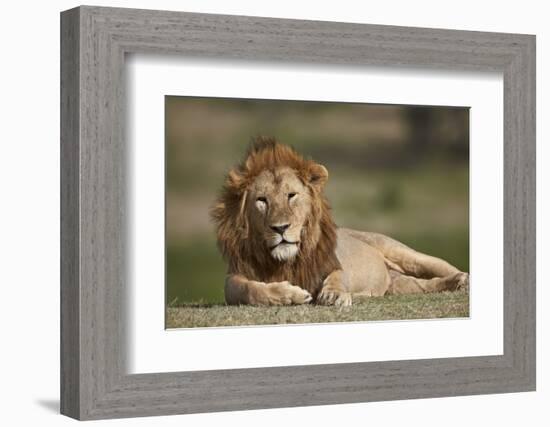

344,229,462,279
397,251,462,279
386,270,469,295
381,242,463,279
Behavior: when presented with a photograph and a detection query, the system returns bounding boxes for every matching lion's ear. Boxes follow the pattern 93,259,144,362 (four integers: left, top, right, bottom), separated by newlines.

308,163,329,188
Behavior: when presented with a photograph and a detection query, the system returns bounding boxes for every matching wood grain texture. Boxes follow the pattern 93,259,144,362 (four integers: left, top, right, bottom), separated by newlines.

60,5,536,420
60,7,80,419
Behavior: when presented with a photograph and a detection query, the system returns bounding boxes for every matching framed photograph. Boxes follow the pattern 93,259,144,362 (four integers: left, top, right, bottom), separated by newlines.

60,6,536,420
163,97,471,329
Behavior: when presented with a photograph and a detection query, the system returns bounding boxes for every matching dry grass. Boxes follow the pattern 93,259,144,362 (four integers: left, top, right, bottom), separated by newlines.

166,290,469,329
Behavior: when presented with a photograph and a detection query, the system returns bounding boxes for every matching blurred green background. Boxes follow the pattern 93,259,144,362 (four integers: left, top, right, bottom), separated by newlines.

166,96,469,306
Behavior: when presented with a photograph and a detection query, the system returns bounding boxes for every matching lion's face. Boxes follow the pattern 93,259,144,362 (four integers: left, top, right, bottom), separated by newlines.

212,138,336,281
248,167,311,262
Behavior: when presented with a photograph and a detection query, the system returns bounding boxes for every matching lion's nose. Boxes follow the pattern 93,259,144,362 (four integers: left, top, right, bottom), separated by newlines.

270,224,290,235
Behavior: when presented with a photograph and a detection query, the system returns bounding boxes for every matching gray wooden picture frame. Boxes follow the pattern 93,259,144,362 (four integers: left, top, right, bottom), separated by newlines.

60,5,536,420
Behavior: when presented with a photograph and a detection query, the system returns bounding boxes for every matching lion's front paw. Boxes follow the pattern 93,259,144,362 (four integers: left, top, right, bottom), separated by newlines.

455,272,469,291
265,281,313,305
316,288,352,307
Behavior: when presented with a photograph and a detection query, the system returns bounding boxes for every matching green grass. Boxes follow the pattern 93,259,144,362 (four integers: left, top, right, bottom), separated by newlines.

166,290,469,328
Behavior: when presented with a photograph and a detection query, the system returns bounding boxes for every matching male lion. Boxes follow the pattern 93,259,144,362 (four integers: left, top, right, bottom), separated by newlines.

211,137,469,306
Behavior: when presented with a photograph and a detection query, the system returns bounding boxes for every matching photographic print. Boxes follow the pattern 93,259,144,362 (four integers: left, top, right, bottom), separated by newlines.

60,8,535,418
165,96,470,328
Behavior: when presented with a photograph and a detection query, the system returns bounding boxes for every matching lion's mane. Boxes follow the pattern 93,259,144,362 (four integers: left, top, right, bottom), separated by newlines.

210,137,341,297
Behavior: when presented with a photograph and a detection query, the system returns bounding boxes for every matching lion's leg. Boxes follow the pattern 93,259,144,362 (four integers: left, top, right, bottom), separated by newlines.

343,229,462,279
386,270,469,295
316,269,352,306
225,274,312,306
392,250,461,279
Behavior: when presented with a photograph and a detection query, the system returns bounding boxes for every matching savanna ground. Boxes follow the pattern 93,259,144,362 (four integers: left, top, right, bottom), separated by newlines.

165,97,469,328
166,290,469,328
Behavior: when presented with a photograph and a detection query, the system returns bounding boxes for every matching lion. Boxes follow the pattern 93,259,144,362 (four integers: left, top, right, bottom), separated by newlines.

210,137,469,306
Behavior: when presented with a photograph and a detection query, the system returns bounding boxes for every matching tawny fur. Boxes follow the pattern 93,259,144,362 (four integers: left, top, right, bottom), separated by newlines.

210,137,341,298
210,137,469,306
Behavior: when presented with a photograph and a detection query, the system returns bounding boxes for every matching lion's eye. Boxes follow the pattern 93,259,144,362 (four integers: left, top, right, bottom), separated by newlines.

288,193,297,200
